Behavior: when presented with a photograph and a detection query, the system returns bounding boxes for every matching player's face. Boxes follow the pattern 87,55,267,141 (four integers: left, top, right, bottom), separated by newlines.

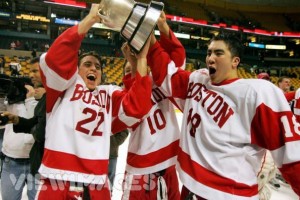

29,62,42,88
78,55,101,90
279,78,291,92
206,40,239,84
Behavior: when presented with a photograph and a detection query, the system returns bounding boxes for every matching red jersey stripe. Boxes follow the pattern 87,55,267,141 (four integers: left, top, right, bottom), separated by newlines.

178,147,258,197
127,140,179,168
43,148,108,175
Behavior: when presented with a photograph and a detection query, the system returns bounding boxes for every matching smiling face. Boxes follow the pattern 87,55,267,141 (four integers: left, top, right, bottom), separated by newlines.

278,78,291,93
206,35,241,84
78,55,102,90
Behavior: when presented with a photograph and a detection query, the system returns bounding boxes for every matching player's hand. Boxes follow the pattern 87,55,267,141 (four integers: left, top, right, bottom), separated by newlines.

157,11,169,36
89,4,101,23
157,11,167,28
122,42,137,69
78,3,100,34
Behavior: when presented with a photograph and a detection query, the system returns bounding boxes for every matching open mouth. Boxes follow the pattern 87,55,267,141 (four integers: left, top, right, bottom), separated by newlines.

209,67,216,75
87,74,96,81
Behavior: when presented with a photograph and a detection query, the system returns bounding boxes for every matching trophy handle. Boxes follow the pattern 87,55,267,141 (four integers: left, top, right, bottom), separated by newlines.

98,8,110,23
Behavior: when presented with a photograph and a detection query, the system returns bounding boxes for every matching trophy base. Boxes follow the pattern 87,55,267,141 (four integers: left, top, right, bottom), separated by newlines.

121,1,164,53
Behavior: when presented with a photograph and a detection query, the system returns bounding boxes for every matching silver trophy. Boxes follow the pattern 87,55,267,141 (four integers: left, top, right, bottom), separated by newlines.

98,0,164,53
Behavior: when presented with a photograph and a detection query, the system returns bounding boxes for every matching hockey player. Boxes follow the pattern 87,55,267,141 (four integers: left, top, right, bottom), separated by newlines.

115,12,185,200
35,4,152,200
147,33,300,199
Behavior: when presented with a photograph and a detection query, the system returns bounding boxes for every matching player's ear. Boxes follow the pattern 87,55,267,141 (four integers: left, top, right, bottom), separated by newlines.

232,57,240,69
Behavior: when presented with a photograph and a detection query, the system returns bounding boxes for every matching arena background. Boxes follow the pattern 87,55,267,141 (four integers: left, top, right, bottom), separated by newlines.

0,0,300,199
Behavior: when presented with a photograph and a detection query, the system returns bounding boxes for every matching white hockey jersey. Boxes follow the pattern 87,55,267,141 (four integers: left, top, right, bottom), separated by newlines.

147,42,300,199
123,78,180,174
118,30,186,174
39,25,152,184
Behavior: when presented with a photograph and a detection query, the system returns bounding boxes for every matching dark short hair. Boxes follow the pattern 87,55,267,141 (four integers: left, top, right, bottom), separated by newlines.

277,76,290,85
78,51,102,71
208,33,244,64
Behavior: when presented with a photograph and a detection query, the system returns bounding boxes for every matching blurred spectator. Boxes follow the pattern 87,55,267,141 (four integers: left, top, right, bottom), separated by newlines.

1,85,38,200
78,48,85,56
115,49,121,57
31,50,37,58
0,57,5,74
0,96,6,158
10,41,16,50
291,72,297,78
9,62,21,76
257,72,270,81
195,59,201,70
78,49,82,57
32,41,38,51
11,57,46,177
44,43,49,52
24,41,30,51
15,40,21,49
111,48,116,57
102,73,107,84
277,77,291,93
101,58,106,69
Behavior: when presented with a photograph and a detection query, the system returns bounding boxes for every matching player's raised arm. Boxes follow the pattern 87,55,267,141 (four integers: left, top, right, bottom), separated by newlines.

111,38,153,133
78,4,101,35
157,11,186,68
121,42,137,78
147,32,190,99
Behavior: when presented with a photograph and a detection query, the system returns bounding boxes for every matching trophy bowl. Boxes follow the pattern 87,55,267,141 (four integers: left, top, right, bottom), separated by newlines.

98,0,135,31
98,0,164,53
